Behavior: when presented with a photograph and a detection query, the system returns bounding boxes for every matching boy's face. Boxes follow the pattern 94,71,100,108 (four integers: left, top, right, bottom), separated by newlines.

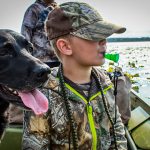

69,36,107,66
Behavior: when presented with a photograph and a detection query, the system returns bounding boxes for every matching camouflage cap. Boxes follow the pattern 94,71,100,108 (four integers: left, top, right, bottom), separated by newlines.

45,2,126,41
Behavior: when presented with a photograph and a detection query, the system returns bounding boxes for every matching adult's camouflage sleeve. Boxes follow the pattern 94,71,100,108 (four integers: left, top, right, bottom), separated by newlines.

21,26,33,42
21,5,38,42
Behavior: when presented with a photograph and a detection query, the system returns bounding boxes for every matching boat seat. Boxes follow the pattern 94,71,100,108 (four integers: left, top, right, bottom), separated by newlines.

0,125,23,150
127,106,150,149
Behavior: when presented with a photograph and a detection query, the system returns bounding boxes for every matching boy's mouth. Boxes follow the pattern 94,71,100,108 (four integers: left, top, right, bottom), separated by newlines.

98,51,106,58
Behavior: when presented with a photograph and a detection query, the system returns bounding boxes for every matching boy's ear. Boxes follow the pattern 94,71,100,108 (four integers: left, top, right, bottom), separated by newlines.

56,39,72,55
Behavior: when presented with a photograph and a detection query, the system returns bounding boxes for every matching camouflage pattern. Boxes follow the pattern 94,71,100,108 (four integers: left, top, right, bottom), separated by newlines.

21,0,57,62
46,2,126,41
116,74,131,124
22,67,127,150
108,67,132,124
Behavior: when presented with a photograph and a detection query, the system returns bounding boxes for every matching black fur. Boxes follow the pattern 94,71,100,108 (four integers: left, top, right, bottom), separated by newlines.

0,29,50,139
0,99,9,138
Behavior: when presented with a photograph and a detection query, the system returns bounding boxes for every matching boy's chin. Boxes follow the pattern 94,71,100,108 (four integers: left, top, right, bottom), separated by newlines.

94,59,105,66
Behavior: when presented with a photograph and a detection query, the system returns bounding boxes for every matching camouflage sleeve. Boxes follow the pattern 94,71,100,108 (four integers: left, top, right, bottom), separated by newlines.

21,5,38,41
21,25,33,42
110,105,127,150
22,111,50,150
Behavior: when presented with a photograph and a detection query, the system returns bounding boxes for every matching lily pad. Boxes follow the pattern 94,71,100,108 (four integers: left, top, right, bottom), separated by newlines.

132,86,139,92
133,73,140,77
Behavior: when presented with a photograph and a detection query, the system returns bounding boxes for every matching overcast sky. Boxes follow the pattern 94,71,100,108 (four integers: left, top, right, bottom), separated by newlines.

0,0,150,37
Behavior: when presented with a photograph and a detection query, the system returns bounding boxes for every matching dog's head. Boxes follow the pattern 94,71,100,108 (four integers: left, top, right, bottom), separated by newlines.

0,29,51,115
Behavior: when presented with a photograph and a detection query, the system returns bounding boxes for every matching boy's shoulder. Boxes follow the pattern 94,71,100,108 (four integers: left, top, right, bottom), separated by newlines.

93,67,112,85
44,67,59,89
44,66,113,89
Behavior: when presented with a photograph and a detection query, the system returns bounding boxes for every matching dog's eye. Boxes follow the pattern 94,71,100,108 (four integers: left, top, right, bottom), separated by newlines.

28,46,33,54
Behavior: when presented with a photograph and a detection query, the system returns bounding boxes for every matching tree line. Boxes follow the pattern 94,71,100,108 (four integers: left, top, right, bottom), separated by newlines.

108,37,150,42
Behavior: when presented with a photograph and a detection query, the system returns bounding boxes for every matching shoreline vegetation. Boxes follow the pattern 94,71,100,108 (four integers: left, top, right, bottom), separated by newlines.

108,37,150,42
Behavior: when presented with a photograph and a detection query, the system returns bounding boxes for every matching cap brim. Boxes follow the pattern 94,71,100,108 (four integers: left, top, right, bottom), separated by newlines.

71,20,126,41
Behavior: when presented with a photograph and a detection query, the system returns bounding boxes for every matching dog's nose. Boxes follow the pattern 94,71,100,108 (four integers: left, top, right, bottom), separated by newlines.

32,66,51,81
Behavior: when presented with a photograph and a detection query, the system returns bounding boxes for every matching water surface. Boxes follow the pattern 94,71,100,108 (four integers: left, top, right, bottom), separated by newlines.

105,41,150,101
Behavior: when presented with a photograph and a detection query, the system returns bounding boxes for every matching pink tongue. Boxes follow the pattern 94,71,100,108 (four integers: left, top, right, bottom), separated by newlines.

18,89,48,115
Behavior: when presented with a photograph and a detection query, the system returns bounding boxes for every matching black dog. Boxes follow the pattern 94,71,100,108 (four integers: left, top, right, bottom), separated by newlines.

0,29,50,140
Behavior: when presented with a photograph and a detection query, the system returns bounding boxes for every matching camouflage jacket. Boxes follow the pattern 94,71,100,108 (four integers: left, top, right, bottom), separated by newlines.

22,67,127,150
21,0,57,62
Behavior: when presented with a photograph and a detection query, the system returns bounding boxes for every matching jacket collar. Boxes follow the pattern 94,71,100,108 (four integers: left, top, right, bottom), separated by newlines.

44,67,112,101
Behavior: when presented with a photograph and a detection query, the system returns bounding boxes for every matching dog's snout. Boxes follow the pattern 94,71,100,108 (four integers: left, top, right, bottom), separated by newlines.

32,66,50,81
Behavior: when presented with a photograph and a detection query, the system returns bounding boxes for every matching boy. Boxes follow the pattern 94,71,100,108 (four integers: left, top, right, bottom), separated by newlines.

23,2,127,150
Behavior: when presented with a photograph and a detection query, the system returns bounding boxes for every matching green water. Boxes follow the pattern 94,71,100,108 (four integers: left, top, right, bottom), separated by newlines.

106,41,150,100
